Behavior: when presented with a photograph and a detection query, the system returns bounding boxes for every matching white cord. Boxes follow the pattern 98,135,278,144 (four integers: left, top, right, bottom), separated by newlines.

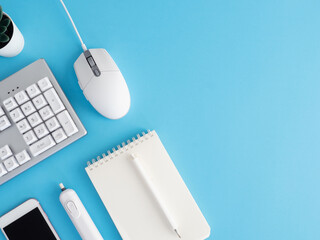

59,0,87,51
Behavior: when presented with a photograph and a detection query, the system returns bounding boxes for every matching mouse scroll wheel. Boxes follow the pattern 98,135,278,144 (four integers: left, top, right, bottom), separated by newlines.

86,56,101,77
87,56,96,67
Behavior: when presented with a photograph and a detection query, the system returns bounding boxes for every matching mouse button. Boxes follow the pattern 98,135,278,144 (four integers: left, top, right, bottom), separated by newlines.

74,54,94,90
93,68,101,76
90,49,119,71
83,72,130,119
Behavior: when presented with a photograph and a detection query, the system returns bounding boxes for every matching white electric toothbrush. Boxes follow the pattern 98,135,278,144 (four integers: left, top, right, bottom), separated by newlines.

59,183,103,240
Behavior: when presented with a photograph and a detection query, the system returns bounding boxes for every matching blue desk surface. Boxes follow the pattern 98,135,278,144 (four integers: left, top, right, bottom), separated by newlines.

1,0,320,239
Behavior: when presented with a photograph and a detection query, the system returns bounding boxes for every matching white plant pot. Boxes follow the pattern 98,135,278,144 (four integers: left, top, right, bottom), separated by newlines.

0,13,24,57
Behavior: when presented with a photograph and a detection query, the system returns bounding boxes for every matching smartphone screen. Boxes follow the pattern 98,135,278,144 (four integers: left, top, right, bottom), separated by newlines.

3,207,57,240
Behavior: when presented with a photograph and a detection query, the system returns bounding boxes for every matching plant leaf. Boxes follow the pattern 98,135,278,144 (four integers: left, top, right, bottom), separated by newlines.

0,33,9,43
0,6,3,22
0,18,10,27
0,26,6,34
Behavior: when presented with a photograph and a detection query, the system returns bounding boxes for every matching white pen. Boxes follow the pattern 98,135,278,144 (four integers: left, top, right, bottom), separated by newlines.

130,154,181,238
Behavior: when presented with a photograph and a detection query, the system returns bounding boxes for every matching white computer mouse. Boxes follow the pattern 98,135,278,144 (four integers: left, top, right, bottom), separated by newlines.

74,48,131,119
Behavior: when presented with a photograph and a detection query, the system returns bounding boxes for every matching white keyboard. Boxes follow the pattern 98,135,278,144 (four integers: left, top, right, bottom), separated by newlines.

0,59,86,185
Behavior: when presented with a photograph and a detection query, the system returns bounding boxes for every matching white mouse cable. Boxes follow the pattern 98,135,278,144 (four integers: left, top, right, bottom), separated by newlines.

59,0,87,51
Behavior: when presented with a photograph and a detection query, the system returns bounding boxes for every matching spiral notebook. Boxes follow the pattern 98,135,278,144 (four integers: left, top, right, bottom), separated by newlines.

85,130,211,240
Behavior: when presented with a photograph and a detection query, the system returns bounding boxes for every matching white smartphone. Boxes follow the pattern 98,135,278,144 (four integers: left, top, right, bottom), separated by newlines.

0,199,60,240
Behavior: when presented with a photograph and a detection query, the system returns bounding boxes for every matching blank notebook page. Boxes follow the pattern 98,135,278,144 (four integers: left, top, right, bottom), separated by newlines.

85,130,210,240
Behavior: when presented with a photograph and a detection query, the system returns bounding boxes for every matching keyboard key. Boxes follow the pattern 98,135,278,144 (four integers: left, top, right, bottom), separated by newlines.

21,101,36,116
0,163,7,177
57,110,78,137
14,90,29,105
45,117,60,132
0,145,13,160
30,135,56,157
37,77,52,91
17,119,31,134
9,108,24,123
23,130,38,145
52,128,67,143
3,156,19,171
0,116,11,131
26,84,41,98
15,150,31,165
32,94,47,110
0,106,4,116
3,97,18,111
34,123,49,139
44,88,65,114
27,112,42,127
39,106,54,121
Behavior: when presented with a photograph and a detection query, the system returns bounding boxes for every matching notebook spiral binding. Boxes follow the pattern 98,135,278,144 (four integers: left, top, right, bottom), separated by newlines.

86,130,154,171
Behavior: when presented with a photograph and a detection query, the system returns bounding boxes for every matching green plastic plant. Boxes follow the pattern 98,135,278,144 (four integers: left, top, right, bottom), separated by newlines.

0,6,11,43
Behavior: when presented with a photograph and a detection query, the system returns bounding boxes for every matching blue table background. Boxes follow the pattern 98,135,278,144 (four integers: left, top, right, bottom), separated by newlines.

1,0,320,239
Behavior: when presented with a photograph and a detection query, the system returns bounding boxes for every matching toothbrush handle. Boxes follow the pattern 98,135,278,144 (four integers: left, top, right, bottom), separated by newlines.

60,189,103,240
